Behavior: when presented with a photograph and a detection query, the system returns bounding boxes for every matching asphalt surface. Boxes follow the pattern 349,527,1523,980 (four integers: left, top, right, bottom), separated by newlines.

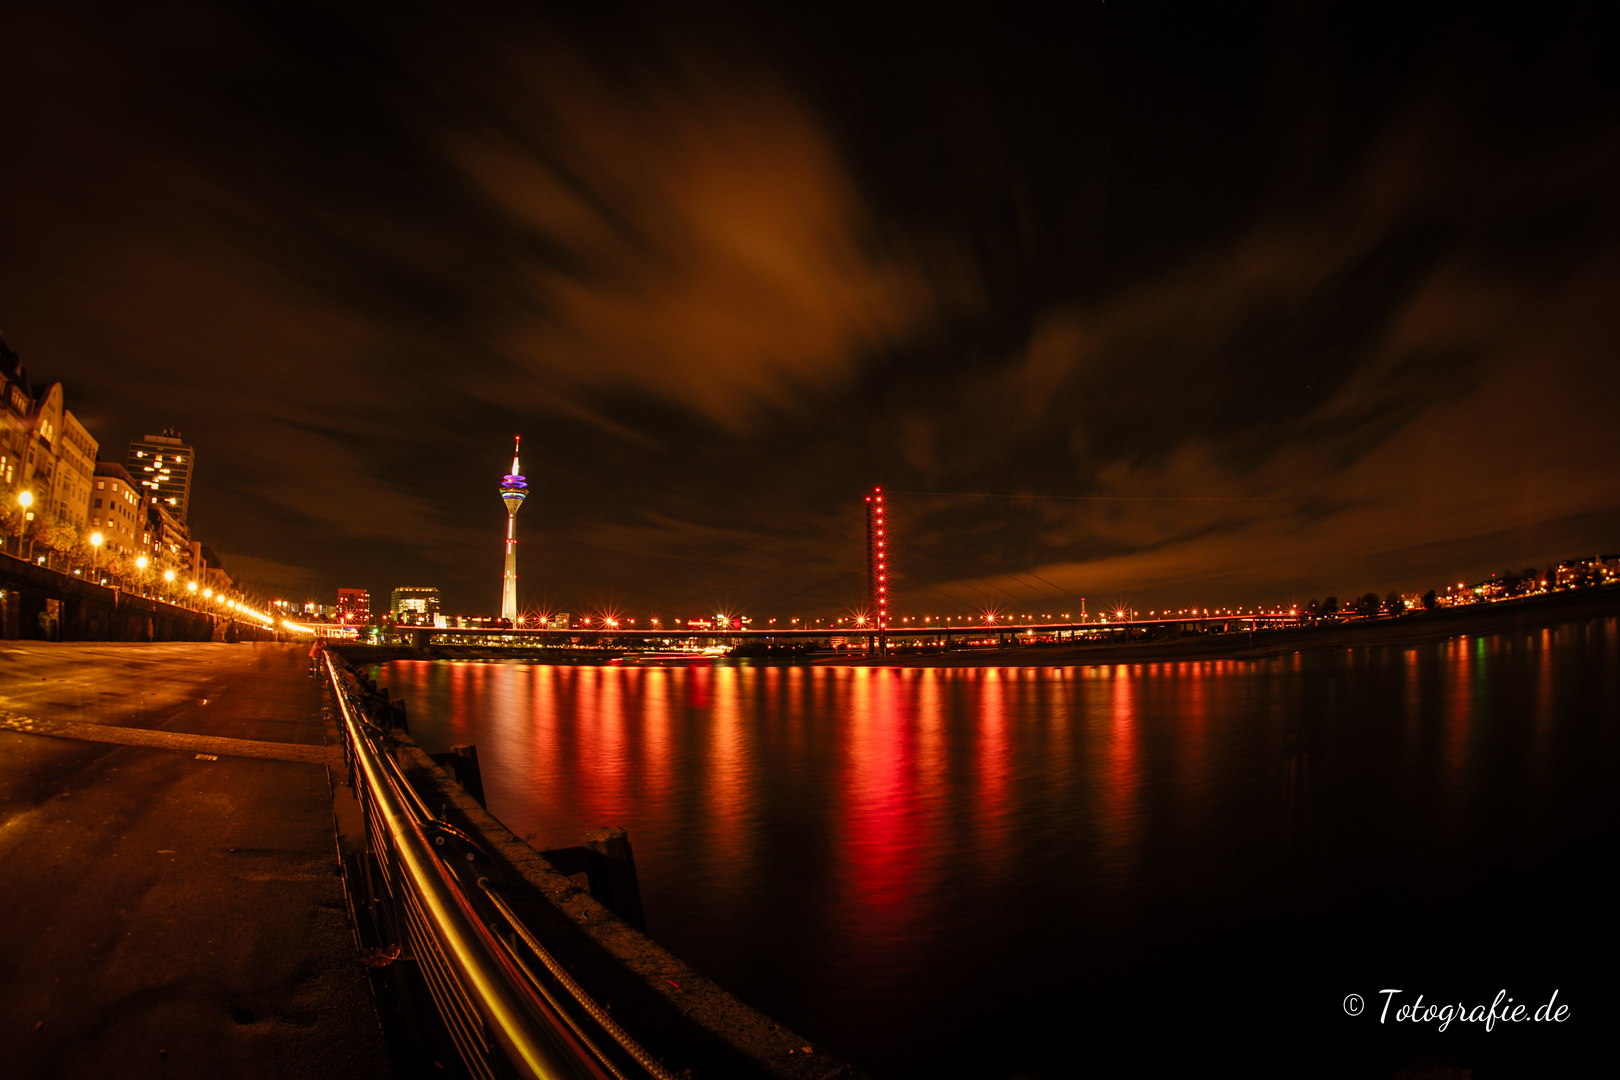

0,641,393,1080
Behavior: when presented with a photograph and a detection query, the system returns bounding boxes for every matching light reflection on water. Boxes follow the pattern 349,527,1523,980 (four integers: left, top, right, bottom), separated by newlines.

379,616,1616,1079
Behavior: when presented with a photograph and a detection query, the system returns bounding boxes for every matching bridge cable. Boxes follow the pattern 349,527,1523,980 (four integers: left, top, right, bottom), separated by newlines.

888,502,1092,612
655,534,865,616
609,507,860,600
748,568,864,616
899,512,1088,607
888,543,1022,611
889,490,1281,502
887,506,1079,613
881,519,1053,613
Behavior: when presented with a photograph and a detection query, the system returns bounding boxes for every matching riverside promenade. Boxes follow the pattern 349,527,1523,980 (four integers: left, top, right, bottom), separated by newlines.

0,641,392,1080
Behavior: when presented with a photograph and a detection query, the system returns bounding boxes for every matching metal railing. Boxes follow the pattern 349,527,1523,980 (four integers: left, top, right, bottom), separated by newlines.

324,653,677,1080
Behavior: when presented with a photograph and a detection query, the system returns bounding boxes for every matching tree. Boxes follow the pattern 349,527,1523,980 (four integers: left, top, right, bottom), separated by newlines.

101,549,136,585
1321,596,1339,618
39,514,81,568
1356,592,1381,619
1385,589,1402,614
1422,589,1438,610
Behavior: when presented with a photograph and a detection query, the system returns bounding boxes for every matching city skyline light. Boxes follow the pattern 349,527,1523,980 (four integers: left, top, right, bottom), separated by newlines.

1,5,1616,622
1,9,1614,1078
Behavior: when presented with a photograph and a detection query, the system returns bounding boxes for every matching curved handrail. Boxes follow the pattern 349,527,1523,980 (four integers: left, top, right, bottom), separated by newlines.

326,653,615,1080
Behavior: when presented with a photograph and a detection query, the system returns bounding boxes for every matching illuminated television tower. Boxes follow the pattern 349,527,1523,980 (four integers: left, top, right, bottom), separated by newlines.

498,436,527,624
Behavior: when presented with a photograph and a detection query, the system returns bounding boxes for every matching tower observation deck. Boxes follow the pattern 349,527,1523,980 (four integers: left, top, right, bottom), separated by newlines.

499,436,527,624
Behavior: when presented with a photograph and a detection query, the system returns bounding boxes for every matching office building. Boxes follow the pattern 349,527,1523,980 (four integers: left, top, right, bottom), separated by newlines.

337,588,371,623
127,428,195,524
391,586,441,625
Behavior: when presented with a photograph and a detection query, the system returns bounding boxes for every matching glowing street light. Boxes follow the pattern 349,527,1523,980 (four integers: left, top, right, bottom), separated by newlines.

90,532,103,579
16,490,35,559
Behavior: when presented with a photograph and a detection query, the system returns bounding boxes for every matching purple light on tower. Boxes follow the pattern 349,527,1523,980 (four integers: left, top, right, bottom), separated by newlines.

499,436,527,624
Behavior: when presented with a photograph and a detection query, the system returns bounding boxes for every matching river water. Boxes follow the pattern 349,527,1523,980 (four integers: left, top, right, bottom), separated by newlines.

376,616,1616,1078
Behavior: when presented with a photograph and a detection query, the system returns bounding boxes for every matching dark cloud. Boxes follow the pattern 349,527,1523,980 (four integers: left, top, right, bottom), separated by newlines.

1,2,1614,618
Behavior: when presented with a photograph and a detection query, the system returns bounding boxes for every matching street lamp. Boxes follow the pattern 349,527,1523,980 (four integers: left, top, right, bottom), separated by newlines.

17,490,34,559
163,568,175,601
90,532,103,581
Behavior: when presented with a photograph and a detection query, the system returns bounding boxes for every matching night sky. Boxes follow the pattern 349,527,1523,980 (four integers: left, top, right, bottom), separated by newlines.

3,2,1616,621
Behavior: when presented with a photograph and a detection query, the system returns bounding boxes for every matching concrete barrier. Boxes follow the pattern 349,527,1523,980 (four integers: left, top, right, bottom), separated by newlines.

0,552,280,642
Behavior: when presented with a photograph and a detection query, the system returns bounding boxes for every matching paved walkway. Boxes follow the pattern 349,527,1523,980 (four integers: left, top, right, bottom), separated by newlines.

0,641,392,1080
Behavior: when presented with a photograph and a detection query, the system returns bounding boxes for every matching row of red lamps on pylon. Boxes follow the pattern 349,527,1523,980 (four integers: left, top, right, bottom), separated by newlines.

867,486,888,631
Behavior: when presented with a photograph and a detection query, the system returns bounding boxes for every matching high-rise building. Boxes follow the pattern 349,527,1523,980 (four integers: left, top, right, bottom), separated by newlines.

391,586,441,625
498,437,527,624
127,428,194,523
337,588,371,623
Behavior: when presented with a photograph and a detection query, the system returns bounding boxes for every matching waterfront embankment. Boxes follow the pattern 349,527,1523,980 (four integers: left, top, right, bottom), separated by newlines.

337,656,871,1080
0,641,391,1080
328,583,1620,670
853,583,1620,667
1,638,870,1080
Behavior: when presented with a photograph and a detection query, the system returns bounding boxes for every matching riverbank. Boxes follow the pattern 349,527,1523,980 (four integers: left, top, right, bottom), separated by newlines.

846,583,1620,667
0,642,391,1080
336,657,872,1080
318,584,1620,672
